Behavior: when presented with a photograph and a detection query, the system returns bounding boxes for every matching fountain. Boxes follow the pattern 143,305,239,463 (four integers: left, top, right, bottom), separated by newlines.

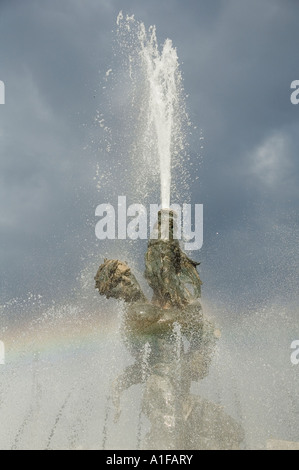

95,211,243,449
138,27,179,209
95,13,244,449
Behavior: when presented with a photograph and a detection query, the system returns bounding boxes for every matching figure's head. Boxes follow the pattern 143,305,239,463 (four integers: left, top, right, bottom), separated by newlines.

95,259,146,303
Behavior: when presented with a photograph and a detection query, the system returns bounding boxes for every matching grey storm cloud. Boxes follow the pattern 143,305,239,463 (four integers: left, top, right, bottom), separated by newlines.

0,0,298,309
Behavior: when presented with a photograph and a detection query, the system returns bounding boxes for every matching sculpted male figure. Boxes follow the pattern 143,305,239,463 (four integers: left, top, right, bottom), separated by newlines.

95,210,243,449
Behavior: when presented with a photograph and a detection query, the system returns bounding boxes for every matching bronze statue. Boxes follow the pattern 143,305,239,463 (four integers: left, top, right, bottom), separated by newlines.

95,210,244,449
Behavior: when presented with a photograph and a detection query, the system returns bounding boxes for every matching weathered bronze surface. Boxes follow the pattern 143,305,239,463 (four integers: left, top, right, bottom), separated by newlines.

95,210,243,449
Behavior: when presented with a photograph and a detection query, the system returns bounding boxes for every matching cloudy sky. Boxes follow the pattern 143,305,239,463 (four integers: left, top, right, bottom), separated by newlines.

0,0,298,314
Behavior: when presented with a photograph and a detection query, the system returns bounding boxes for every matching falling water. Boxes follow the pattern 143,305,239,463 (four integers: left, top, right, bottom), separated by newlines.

136,342,151,448
173,322,182,362
0,12,298,452
116,12,185,209
138,31,179,208
172,322,183,442
101,393,111,450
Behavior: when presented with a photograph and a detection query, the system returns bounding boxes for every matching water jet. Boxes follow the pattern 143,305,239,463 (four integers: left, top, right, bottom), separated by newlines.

95,13,244,450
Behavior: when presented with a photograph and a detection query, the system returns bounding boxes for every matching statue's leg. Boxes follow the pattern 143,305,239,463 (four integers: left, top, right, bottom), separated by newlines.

111,362,143,422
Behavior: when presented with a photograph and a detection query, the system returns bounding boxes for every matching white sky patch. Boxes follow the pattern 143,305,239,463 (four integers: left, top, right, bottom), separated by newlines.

250,133,291,187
